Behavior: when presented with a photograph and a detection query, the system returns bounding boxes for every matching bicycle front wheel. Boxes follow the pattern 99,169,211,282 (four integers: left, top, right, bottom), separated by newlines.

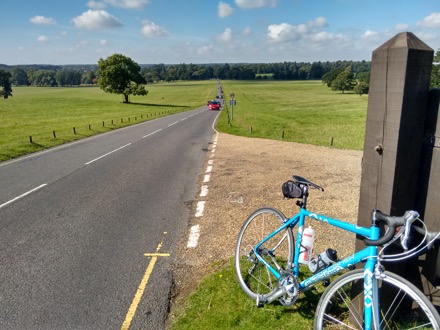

314,269,440,329
235,207,294,302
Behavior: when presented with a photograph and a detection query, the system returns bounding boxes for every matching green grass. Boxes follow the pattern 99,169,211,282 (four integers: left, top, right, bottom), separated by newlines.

216,80,368,150
169,259,326,330
0,81,215,161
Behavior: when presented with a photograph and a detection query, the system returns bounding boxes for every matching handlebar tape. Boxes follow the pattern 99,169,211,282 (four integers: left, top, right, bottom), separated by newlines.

363,210,407,246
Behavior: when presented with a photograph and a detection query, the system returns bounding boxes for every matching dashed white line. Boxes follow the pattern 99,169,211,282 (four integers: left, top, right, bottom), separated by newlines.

85,143,132,165
203,174,210,183
168,122,177,127
0,184,48,209
200,185,208,197
187,225,200,248
206,165,212,173
142,128,162,139
195,201,205,217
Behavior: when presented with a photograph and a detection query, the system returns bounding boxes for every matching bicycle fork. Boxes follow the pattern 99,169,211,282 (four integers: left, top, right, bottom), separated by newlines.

364,250,379,330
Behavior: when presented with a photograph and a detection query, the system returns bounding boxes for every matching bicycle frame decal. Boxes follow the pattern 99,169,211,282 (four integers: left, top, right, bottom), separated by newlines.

364,268,373,308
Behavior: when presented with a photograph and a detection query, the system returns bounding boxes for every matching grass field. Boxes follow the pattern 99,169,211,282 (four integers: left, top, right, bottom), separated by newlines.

216,80,368,150
0,82,215,161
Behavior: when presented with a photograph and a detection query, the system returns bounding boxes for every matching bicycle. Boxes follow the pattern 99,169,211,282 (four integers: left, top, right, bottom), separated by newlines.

235,175,440,329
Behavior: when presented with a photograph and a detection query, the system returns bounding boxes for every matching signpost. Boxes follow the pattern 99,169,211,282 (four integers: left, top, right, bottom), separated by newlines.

229,93,235,120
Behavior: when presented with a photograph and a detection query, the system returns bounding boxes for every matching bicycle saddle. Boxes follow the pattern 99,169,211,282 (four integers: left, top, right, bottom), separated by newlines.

292,175,324,191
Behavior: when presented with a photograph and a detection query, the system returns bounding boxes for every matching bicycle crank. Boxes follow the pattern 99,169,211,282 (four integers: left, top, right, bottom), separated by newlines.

278,273,299,306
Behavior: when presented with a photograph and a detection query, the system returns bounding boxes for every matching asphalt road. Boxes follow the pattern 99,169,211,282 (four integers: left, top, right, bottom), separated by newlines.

0,107,220,329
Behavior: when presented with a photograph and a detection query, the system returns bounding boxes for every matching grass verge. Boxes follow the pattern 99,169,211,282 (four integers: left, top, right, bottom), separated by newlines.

169,259,327,330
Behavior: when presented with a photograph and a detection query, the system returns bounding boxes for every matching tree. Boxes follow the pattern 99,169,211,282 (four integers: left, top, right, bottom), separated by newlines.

98,54,147,103
10,67,28,86
354,82,369,96
331,66,356,93
322,67,344,87
0,69,13,99
431,49,440,88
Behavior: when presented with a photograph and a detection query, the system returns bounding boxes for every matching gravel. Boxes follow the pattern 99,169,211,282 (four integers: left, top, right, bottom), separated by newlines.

168,133,363,322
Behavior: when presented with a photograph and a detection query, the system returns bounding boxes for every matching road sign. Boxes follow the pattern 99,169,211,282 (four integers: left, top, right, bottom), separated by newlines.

229,100,236,106
230,93,235,99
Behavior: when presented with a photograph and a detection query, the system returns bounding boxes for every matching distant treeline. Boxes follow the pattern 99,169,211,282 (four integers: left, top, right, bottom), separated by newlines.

0,61,371,87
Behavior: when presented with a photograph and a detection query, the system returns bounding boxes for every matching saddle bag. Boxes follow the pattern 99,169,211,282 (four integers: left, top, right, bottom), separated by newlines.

282,180,303,199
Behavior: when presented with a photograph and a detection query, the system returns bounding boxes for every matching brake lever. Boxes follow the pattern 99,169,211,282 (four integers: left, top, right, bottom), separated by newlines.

400,210,420,250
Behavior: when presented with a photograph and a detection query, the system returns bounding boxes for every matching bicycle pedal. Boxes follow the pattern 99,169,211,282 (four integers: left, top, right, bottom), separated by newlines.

322,279,330,287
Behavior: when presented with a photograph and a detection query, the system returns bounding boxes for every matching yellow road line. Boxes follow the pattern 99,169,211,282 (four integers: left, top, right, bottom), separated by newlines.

121,232,169,330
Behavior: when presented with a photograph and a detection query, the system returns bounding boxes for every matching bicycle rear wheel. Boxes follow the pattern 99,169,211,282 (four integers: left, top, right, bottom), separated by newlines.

235,207,294,302
314,269,440,329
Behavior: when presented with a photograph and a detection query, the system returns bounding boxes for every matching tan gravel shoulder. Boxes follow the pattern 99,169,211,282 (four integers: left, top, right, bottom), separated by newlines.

168,133,363,323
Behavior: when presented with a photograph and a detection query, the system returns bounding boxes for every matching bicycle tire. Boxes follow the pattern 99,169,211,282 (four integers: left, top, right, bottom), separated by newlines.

314,269,440,329
235,207,294,302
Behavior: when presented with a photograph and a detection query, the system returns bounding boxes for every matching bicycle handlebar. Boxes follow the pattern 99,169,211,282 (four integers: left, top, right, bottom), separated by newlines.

364,210,419,246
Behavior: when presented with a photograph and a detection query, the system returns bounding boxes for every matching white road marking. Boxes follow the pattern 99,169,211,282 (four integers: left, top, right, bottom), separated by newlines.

142,129,162,139
206,165,212,173
187,224,201,248
195,201,205,217
168,122,177,127
200,185,208,197
85,143,132,165
203,174,210,183
0,184,48,209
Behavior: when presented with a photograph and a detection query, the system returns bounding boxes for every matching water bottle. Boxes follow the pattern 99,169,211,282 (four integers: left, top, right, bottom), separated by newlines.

308,248,338,274
298,226,314,264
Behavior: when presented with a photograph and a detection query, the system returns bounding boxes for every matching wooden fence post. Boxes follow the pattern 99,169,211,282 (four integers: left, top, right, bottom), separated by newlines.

416,89,440,305
355,32,433,301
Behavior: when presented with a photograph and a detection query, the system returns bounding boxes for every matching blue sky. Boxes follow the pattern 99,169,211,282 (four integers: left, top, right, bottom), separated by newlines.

1,0,439,65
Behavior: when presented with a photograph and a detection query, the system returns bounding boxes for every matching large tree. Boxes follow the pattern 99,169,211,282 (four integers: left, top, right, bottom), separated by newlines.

0,69,13,99
331,66,356,93
98,54,147,103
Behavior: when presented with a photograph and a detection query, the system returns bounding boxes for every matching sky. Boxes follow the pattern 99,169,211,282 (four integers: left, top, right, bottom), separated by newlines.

0,0,439,65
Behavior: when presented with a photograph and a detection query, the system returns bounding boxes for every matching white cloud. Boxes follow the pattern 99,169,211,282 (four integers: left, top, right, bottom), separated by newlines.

242,26,252,36
37,35,49,43
87,1,107,9
100,39,107,45
310,16,327,28
217,28,233,43
266,16,352,54
394,23,410,31
197,44,214,55
218,2,234,18
364,30,378,37
235,0,278,9
30,15,56,25
103,0,150,9
417,12,440,28
72,10,123,30
141,20,168,37
267,23,302,42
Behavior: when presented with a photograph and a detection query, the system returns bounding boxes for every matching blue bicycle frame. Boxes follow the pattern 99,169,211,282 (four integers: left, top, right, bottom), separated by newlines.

254,207,381,329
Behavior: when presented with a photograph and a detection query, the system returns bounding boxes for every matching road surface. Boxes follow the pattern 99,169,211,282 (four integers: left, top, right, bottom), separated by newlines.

0,107,220,329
